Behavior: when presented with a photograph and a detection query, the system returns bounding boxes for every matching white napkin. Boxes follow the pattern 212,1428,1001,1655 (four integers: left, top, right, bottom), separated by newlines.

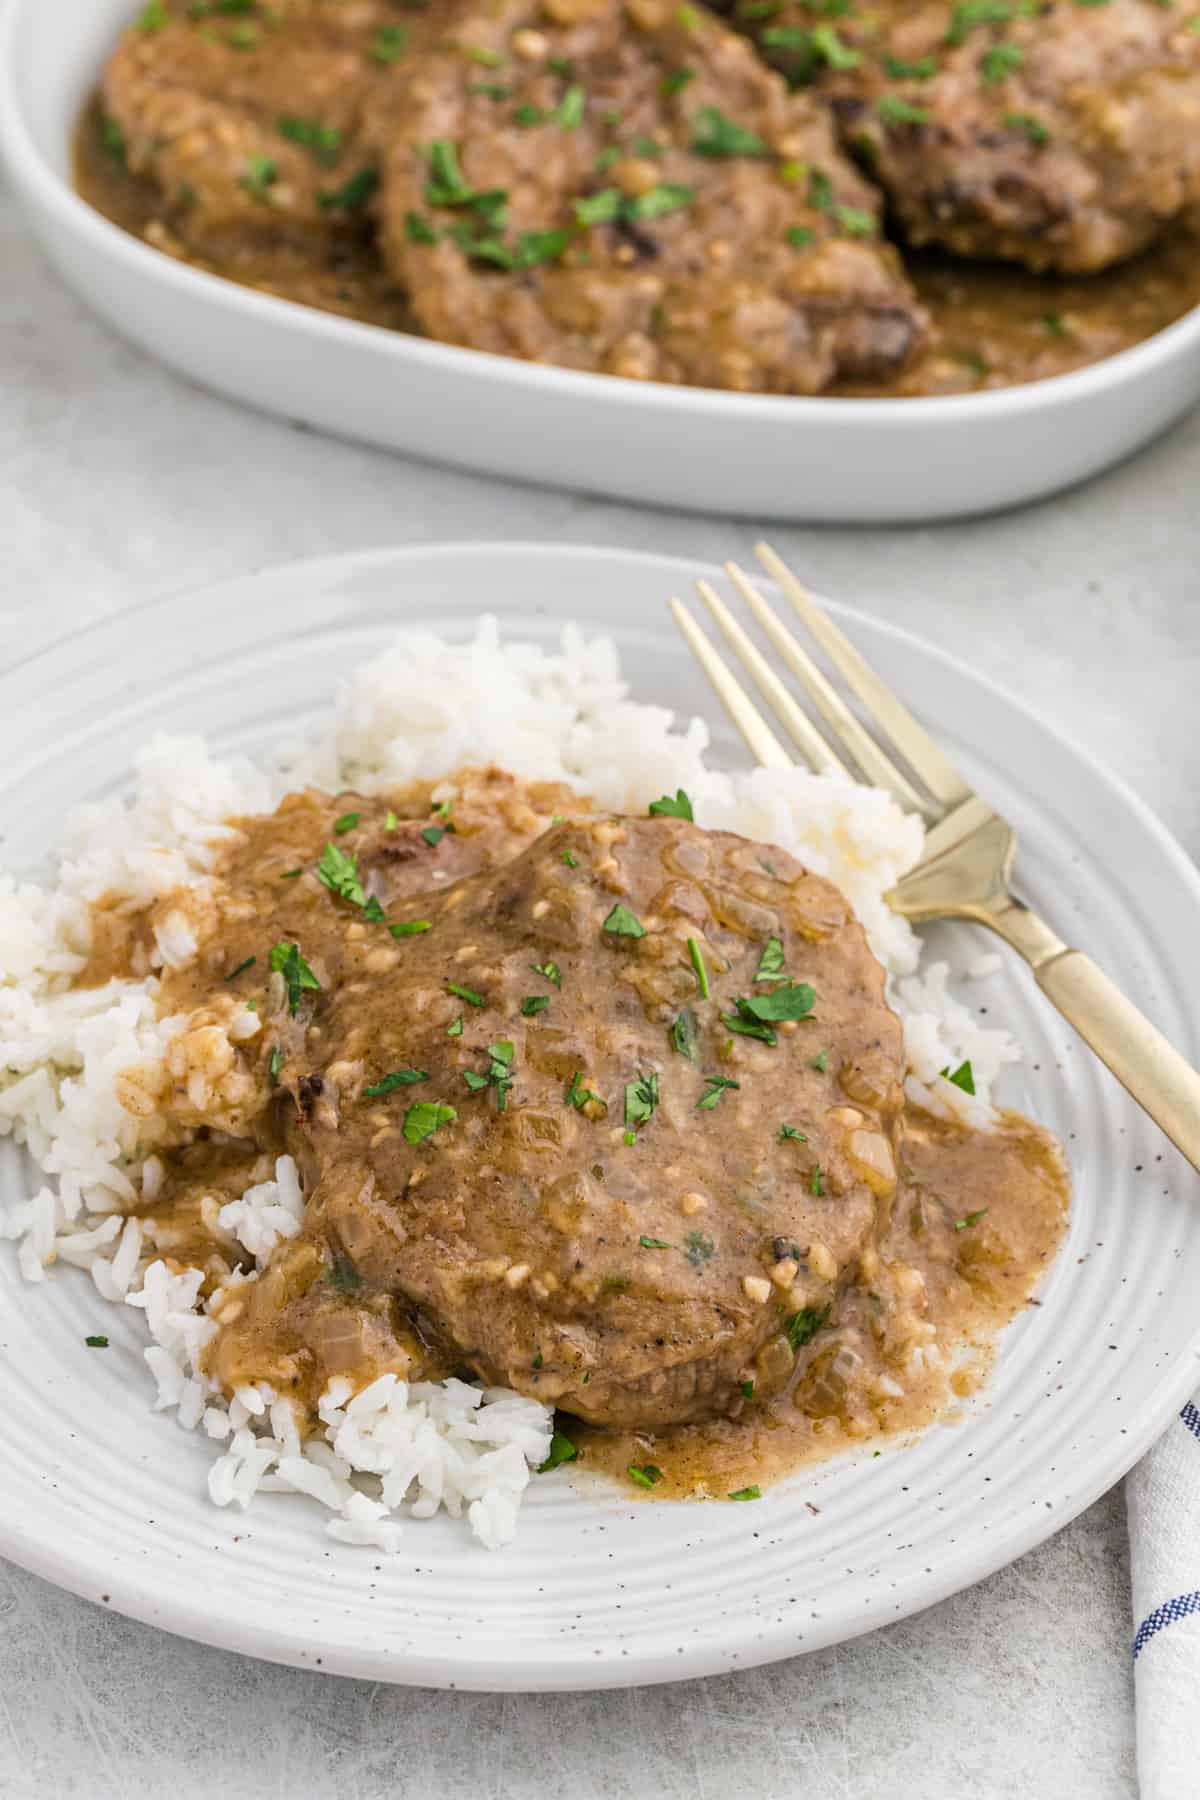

1126,1396,1200,1796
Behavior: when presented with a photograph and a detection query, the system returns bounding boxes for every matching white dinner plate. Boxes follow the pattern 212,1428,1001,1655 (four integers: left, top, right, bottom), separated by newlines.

5,0,1200,522
1,541,1198,1691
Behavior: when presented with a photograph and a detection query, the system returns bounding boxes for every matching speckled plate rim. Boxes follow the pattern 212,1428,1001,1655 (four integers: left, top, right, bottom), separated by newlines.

0,540,1198,1692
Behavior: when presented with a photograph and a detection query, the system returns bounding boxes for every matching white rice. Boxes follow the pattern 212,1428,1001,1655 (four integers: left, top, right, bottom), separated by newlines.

0,618,1015,1551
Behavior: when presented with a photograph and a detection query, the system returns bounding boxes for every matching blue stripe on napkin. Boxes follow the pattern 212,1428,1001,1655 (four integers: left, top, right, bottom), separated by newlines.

1134,1590,1200,1660
1181,1401,1200,1442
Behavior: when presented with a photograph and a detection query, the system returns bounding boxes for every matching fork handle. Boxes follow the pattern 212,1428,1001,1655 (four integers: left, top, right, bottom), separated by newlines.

1035,949,1200,1171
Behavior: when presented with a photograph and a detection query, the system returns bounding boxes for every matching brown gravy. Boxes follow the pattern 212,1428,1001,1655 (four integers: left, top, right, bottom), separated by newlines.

74,92,1200,398
94,772,1070,1503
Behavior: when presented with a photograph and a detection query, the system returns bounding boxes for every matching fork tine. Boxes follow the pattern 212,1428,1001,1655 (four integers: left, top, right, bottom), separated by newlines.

693,580,850,779
755,542,974,812
669,598,793,771
724,562,933,817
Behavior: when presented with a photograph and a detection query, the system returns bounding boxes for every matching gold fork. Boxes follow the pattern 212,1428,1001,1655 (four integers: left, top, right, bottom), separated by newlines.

671,542,1200,1171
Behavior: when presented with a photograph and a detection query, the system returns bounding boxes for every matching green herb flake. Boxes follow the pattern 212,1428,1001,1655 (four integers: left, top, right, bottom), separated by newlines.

786,1303,830,1351
538,1430,578,1472
85,1334,110,1348
533,960,562,987
521,995,551,1017
269,1045,283,1085
754,936,785,981
279,867,303,880
649,788,693,820
981,41,1022,83
811,22,859,67
697,1075,739,1111
626,183,694,220
729,1486,761,1501
240,153,278,200
687,935,710,998
333,811,360,834
735,981,816,1025
877,94,931,126
278,115,342,165
364,1069,428,1096
660,66,695,97
685,1230,715,1270
1004,110,1049,145
574,187,623,225
628,1463,664,1488
810,1164,824,1196
786,225,814,248
268,940,320,1015
225,955,256,982
370,24,408,62
136,0,170,30
317,842,367,908
565,1070,604,1111
955,1208,989,1232
690,105,769,159
810,1049,829,1073
447,1016,464,1038
390,919,433,937
603,902,646,939
639,1235,673,1249
778,1124,807,1142
940,1059,976,1095
100,116,127,161
740,1379,754,1398
326,1253,362,1292
446,981,486,1007
318,167,380,212
624,1071,660,1130
402,1101,457,1146
671,1005,699,1061
562,849,580,868
532,1352,543,1369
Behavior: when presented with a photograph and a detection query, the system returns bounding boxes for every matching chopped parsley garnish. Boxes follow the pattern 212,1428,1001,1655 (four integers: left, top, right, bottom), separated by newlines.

810,22,859,68
883,52,938,78
878,95,931,126
628,1463,664,1488
447,1016,464,1038
835,205,875,238
240,154,278,200
446,981,486,1007
671,1006,699,1061
100,116,126,162
565,1070,604,1111
649,788,694,820
690,106,769,159
85,1335,109,1348
687,936,710,998
754,937,785,981
786,1303,830,1351
269,941,320,1014
810,1049,829,1073
1004,110,1049,145
624,1071,659,1130
981,42,1022,83
463,44,504,66
402,1101,457,1146
268,1045,283,1085
603,902,646,939
364,1069,428,1096
697,1075,739,1111
317,842,368,907
685,1230,715,1270
318,167,380,211
808,168,833,212
955,1208,989,1232
279,867,302,880
627,183,694,220
786,225,814,248
639,1235,673,1249
136,0,169,30
778,1124,807,1143
724,981,815,1044
623,1130,637,1146
278,116,341,165
422,826,446,850
533,960,562,987
225,955,256,982
947,0,1017,44
740,1379,754,1398
521,995,550,1017
810,1165,824,1196
390,919,432,937
574,187,621,224
941,1059,976,1095
325,1253,362,1292
384,810,399,830
532,1352,543,1369
333,811,360,834
562,849,580,868
660,66,695,97
1043,310,1066,336
370,24,408,62
464,1041,516,1110
729,1486,761,1501
538,1430,578,1472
